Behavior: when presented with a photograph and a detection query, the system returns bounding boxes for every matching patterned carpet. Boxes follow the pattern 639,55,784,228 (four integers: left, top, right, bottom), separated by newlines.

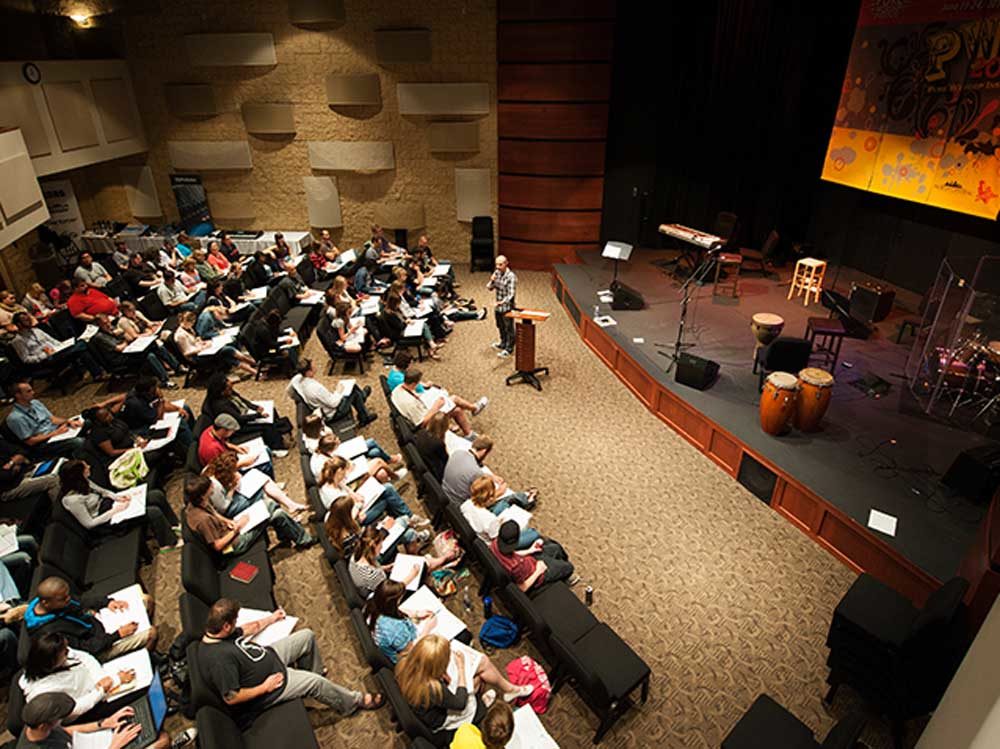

1,268,920,748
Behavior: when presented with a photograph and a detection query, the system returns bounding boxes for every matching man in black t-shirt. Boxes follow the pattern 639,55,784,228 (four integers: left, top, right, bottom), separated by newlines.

199,599,382,727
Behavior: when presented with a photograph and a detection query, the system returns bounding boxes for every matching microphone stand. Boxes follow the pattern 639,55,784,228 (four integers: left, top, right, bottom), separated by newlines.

663,243,721,372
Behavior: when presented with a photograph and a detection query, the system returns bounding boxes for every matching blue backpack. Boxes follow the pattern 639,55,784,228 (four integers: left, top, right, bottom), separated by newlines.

479,615,520,648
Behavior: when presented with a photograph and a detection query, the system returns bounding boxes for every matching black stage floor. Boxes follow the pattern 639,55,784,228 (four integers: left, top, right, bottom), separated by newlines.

555,250,992,581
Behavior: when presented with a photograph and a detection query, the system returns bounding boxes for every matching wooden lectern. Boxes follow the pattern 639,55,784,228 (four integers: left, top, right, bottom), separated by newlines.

505,308,551,391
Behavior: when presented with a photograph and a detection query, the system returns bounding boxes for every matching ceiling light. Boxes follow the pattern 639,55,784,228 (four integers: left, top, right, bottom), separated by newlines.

69,13,91,27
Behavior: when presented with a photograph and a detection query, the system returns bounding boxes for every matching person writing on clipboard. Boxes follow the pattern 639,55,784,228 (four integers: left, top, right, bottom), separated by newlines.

487,255,517,358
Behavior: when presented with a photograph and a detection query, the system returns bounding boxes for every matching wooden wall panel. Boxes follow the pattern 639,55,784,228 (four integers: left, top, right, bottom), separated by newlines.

499,140,606,176
617,353,657,406
498,239,597,268
708,431,741,476
583,320,618,368
773,480,823,534
656,391,711,451
499,207,601,243
498,103,609,140
499,0,616,20
499,64,611,101
498,22,615,62
499,176,603,210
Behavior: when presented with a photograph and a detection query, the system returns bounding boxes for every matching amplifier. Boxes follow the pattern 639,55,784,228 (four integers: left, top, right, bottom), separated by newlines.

850,282,895,324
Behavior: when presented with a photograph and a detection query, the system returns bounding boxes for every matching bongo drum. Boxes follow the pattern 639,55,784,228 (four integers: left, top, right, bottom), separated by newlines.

751,313,785,364
760,371,799,436
795,367,834,432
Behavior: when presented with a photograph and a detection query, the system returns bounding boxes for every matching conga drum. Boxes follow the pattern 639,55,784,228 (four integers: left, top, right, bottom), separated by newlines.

751,313,785,364
795,367,834,432
760,372,799,436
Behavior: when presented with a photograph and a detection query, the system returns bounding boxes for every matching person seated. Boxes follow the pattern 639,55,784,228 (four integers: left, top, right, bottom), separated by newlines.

91,313,178,388
6,382,86,457
312,229,340,265
194,303,229,339
363,224,399,263
217,232,242,262
73,252,112,289
413,412,449,481
270,233,296,271
380,293,443,359
199,598,382,729
395,635,532,736
185,475,315,554
243,308,299,371
308,430,401,484
324,489,423,564
317,454,411,515
204,278,251,322
203,451,309,519
0,434,60,504
17,693,165,749
202,373,291,456
48,280,73,309
178,258,202,290
111,240,132,270
121,377,194,452
461,475,540,550
451,702,516,749
351,532,455,600
490,521,577,592
156,239,180,269
442,436,534,508
174,310,257,378
121,252,161,297
66,279,118,323
327,301,366,355
157,269,204,312
0,523,38,601
391,368,485,437
11,312,105,380
20,632,138,721
197,414,272,475
21,282,58,321
115,301,160,342
84,404,145,464
26,576,157,661
327,275,355,311
206,241,233,275
191,249,220,283
58,460,179,549
288,358,376,426
353,257,387,295
389,276,453,339
0,290,28,332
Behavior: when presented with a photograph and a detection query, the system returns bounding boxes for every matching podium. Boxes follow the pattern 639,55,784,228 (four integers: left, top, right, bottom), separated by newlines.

505,309,551,391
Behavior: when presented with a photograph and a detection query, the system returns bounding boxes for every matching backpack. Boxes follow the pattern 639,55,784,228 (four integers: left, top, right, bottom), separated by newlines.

505,655,552,713
478,615,520,648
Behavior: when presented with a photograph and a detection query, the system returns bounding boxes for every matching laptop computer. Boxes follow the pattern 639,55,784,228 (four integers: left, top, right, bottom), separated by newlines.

120,670,168,749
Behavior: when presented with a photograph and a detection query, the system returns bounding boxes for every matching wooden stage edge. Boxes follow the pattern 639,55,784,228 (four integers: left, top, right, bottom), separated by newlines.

550,269,940,606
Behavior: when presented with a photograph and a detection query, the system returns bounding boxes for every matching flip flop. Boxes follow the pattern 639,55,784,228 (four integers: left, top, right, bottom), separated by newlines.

359,692,385,710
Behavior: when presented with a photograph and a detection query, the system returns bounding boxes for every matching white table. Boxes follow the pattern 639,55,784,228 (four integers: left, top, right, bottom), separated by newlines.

82,229,313,258
229,231,313,257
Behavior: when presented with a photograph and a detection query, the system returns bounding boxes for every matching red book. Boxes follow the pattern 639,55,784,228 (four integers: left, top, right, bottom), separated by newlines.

229,562,259,584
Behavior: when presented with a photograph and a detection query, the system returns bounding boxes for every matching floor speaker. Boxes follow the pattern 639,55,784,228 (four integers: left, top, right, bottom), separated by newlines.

943,445,1000,504
675,353,719,390
610,281,645,310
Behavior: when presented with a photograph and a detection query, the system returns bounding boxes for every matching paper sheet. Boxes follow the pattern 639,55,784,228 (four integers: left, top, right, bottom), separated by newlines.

403,320,425,338
377,517,406,554
867,508,898,537
399,585,466,641
0,525,19,558
421,387,456,415
346,456,369,484
497,505,532,530
389,553,425,591
72,729,113,748
594,315,617,327
237,468,270,499
447,639,483,690
360,298,380,316
236,608,300,648
338,378,357,395
245,286,268,301
123,334,157,354
300,290,324,305
143,412,180,453
233,501,271,534
95,583,151,636
101,649,154,703
49,416,83,443
239,437,270,469
432,263,451,277
251,400,275,424
444,430,472,456
109,484,147,524
508,705,560,749
356,476,384,514
334,436,368,460
49,337,76,355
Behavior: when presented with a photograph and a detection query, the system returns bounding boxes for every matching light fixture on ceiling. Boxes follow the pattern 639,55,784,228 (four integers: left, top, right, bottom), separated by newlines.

68,13,92,27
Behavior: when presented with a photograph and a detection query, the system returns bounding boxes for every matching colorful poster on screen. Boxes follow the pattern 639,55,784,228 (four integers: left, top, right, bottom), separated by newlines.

822,1,1000,220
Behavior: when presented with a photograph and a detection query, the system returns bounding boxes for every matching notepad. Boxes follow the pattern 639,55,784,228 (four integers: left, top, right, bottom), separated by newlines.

867,508,898,537
95,584,151,636
421,387,456,414
299,290,324,305
49,416,83,443
594,315,617,327
497,505,532,530
360,298,380,316
123,334,157,354
239,437,270,469
48,337,76,355
447,639,483,689
233,501,270,534
509,705,560,749
101,649,154,703
432,263,451,277
235,608,299,648
337,378,357,395
109,484,147,524
389,553,425,591
404,320,425,338
0,525,18,558
334,436,368,460
251,400,275,424
399,585,466,641
237,468,270,499
356,476,385,515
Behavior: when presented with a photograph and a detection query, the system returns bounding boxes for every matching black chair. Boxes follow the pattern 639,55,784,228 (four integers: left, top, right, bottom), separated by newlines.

500,581,599,662
713,211,739,250
722,694,865,749
137,290,170,322
470,538,510,597
349,608,394,673
39,521,141,597
739,229,779,276
196,703,320,749
379,374,392,402
754,336,812,389
420,473,449,527
549,623,651,744
180,529,276,611
295,256,334,291
333,558,365,610
443,501,476,549
317,313,365,375
179,591,209,639
825,574,969,748
470,216,494,273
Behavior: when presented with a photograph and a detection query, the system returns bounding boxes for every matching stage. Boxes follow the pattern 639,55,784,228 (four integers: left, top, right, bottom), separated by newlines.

553,250,992,602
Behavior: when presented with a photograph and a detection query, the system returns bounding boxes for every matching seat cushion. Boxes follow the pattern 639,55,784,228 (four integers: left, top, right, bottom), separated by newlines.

196,706,245,749
571,623,650,701
84,530,142,586
830,574,915,650
722,694,817,749
529,582,599,644
244,699,319,749
219,550,276,611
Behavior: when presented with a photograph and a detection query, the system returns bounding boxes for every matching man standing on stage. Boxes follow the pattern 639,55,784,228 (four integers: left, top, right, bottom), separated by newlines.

488,255,517,358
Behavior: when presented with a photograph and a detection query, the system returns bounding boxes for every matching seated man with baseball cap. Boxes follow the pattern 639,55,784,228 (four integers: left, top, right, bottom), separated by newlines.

198,413,274,477
490,520,578,593
17,692,169,748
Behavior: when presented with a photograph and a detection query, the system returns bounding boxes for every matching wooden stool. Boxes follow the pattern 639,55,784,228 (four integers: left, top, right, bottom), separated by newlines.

805,316,846,368
713,252,742,297
787,257,827,306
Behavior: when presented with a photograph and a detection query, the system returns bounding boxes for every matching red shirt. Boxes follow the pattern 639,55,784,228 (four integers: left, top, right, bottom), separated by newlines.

490,539,544,588
66,288,118,318
198,428,228,466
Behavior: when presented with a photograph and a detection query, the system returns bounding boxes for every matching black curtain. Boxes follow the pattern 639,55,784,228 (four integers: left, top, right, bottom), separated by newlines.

603,1,861,251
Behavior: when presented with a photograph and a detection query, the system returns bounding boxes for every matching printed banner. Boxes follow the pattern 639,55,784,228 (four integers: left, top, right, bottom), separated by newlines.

169,174,213,234
40,179,84,239
822,1,1000,220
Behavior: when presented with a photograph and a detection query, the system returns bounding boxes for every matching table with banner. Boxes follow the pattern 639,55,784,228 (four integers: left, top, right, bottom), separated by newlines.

81,228,313,258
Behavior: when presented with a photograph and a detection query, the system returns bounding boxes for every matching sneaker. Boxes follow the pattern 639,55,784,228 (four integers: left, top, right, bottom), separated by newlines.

163,380,179,389
491,341,503,349
504,683,535,703
272,449,289,458
415,529,432,544
482,689,497,708
473,396,489,415
497,349,511,358
567,574,582,587
295,533,319,549
477,308,487,320
171,727,198,748
394,467,409,483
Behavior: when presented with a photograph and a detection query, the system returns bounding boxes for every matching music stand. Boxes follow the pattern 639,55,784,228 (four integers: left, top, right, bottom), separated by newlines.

603,241,634,288
505,309,551,391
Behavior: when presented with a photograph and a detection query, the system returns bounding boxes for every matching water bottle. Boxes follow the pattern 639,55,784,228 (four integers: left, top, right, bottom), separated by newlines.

483,595,493,619
585,586,594,606
462,585,473,612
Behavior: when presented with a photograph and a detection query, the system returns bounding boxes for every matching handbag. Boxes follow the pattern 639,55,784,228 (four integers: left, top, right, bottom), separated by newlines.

479,615,520,649
108,447,149,489
432,529,460,559
505,655,552,713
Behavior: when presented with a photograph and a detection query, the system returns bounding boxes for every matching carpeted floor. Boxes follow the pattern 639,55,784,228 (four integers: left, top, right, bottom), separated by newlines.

0,268,919,748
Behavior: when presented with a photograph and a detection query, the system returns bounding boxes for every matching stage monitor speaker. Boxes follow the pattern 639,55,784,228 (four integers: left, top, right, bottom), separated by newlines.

675,353,719,390
850,282,895,324
610,281,645,310
943,445,1000,504
737,452,776,504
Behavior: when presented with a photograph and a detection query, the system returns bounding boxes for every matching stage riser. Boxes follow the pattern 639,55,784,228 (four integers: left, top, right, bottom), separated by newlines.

552,270,939,607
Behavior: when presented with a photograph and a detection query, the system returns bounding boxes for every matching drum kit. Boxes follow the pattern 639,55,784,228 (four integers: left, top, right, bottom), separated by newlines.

924,331,1000,423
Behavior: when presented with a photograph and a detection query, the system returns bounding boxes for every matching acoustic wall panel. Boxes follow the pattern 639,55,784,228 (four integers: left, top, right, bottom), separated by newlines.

42,81,99,152
121,166,162,218
397,83,490,116
324,74,381,106
455,168,491,222
0,84,51,157
241,103,296,134
307,141,394,171
185,33,277,67
168,141,253,171
289,0,346,28
91,78,139,143
164,84,217,117
375,28,431,64
428,122,479,152
374,201,425,229
303,176,343,227
0,130,49,249
209,192,255,220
